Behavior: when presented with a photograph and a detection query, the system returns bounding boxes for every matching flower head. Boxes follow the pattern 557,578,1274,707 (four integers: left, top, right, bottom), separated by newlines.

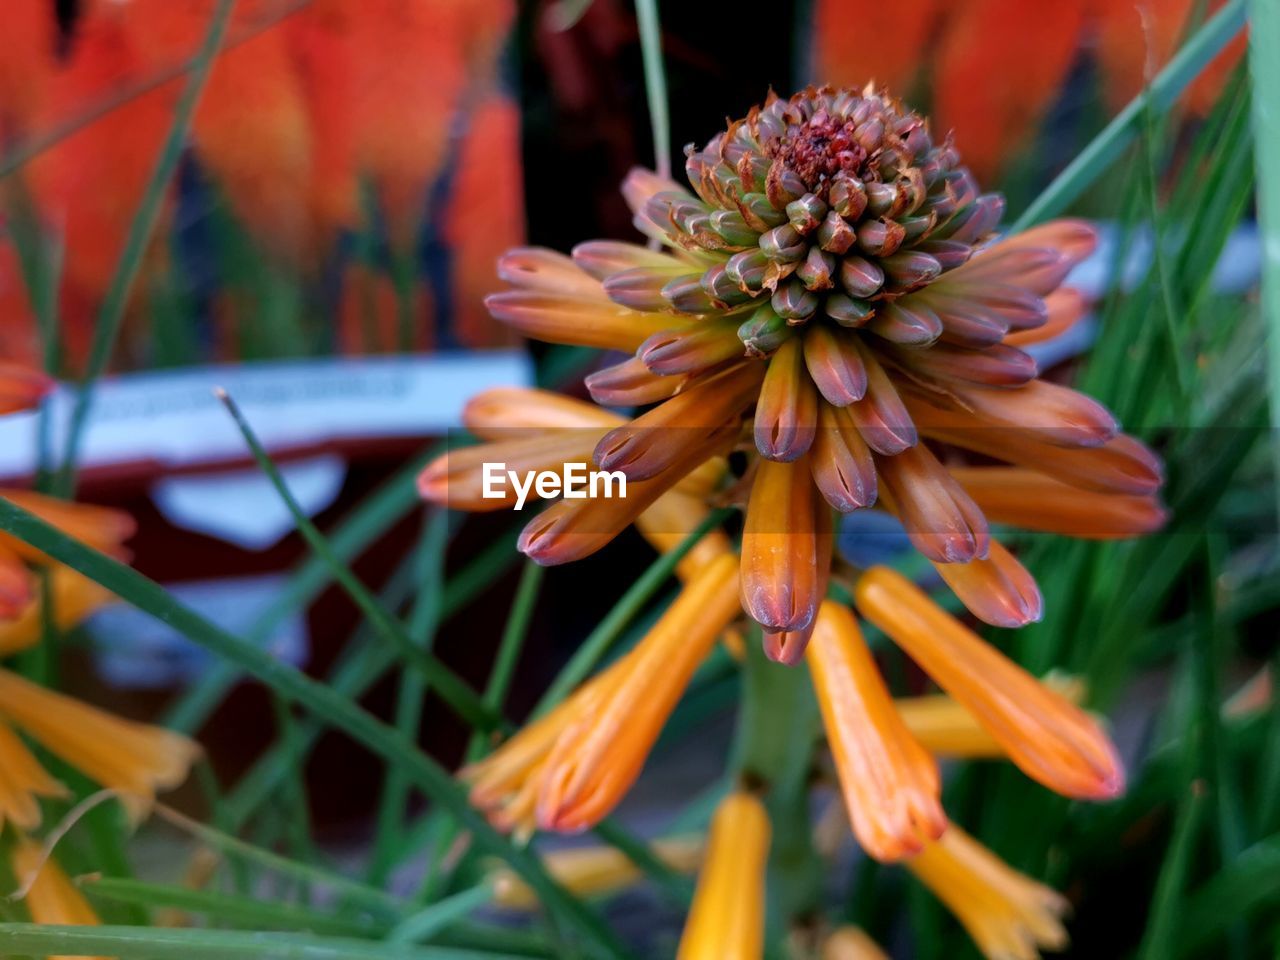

446,84,1165,660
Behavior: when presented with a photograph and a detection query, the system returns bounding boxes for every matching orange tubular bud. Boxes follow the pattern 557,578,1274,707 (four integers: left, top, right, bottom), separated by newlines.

807,602,946,862
811,402,878,512
496,247,605,297
585,355,687,407
484,290,672,351
803,324,868,407
518,424,738,566
595,364,764,482
462,653,635,836
462,387,623,438
930,379,1119,449
571,239,686,281
897,676,1086,759
536,555,741,831
933,539,1043,628
906,826,1069,960
949,466,1168,539
876,443,990,564
905,395,1162,496
845,342,917,455
417,430,605,511
1004,287,1089,348
741,456,826,632
821,926,891,960
677,791,770,960
754,337,819,461
854,567,1124,800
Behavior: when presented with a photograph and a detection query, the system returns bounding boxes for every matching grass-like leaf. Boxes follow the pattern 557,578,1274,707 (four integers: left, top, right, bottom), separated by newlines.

0,496,631,959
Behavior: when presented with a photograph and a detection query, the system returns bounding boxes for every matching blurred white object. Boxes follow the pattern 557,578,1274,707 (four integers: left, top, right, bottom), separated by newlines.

0,351,533,482
151,454,347,550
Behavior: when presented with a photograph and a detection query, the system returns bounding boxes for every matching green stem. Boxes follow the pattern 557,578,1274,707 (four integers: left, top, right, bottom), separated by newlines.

0,925,523,960
635,0,672,179
0,498,632,960
215,389,500,731
1248,0,1280,529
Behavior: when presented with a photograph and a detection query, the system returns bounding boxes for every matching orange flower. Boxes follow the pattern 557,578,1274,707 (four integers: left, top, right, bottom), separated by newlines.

677,791,770,960
906,825,1070,960
807,601,945,861
0,494,196,827
897,676,1086,759
854,566,1123,800
10,835,104,959
0,669,200,823
462,554,740,835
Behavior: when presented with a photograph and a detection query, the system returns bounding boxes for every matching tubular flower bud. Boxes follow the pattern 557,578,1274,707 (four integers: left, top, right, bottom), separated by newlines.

469,555,741,834
906,826,1070,960
677,791,770,960
807,602,946,861
855,567,1124,800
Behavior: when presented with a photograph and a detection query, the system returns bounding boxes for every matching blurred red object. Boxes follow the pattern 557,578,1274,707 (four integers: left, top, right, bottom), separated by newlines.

812,0,1245,183
2,0,522,366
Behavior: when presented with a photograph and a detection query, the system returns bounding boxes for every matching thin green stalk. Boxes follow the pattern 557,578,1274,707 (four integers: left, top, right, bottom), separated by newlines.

221,528,523,829
387,884,494,945
635,0,672,179
0,925,524,960
162,449,429,732
484,561,544,712
0,498,631,959
53,0,238,496
215,388,500,731
82,878,382,938
369,509,453,884
1248,0,1280,526
153,805,400,919
1012,0,1247,230
533,507,733,715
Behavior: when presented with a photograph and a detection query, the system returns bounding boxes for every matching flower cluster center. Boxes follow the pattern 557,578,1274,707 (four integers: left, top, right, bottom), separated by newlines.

771,108,869,190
